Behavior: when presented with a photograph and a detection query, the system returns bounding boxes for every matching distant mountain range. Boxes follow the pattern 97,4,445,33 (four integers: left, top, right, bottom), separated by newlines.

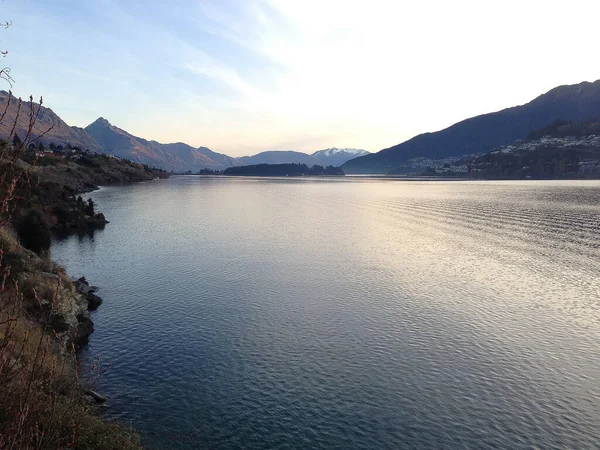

85,118,237,172
4,78,599,175
237,150,322,167
237,148,369,167
0,91,368,171
342,79,600,174
0,92,228,171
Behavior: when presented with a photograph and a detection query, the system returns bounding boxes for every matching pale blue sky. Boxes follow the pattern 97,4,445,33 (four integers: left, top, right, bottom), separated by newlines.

2,0,600,156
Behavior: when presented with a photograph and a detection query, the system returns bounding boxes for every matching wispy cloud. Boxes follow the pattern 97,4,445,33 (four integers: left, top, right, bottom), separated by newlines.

4,0,600,156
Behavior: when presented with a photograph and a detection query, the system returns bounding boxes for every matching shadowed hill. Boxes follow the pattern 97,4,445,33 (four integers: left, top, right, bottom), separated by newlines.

527,116,600,139
342,79,600,174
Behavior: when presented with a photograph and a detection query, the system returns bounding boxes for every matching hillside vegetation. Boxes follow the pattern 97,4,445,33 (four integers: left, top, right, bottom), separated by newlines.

12,148,168,230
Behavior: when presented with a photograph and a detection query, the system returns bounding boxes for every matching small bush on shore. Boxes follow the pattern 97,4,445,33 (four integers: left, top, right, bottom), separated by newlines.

15,209,52,255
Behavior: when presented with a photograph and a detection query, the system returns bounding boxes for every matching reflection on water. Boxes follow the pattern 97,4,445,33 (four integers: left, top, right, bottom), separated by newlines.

51,177,600,449
52,227,103,244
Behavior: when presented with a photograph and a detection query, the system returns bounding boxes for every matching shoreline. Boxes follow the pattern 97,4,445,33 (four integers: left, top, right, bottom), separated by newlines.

0,154,169,447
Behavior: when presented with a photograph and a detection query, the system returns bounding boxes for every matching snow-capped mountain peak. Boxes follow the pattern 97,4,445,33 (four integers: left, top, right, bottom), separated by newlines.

314,148,369,157
311,148,370,167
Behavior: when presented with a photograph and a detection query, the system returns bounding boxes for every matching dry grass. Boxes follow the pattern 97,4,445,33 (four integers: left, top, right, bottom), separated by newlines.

0,226,18,252
0,230,142,449
0,275,143,449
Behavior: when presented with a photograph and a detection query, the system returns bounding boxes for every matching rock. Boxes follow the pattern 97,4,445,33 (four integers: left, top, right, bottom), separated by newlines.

75,283,91,294
87,293,103,311
73,277,103,310
73,277,99,295
73,312,94,347
73,277,92,294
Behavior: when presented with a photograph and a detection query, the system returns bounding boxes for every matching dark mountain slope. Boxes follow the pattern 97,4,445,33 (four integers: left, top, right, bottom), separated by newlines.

342,79,600,174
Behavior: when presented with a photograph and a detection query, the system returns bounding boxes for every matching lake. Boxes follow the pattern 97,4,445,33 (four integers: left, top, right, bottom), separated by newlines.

51,176,600,449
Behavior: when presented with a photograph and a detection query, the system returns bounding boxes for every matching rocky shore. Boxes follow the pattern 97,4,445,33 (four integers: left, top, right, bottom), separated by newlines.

1,229,100,348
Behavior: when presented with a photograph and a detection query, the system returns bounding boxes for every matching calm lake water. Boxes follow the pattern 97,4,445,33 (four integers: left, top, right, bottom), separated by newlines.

51,176,600,449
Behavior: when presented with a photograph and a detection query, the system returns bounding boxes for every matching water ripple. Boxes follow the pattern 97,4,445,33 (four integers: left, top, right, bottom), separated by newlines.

52,178,600,449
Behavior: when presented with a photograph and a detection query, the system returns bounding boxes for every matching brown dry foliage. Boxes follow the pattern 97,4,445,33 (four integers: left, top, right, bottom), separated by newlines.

0,281,141,449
